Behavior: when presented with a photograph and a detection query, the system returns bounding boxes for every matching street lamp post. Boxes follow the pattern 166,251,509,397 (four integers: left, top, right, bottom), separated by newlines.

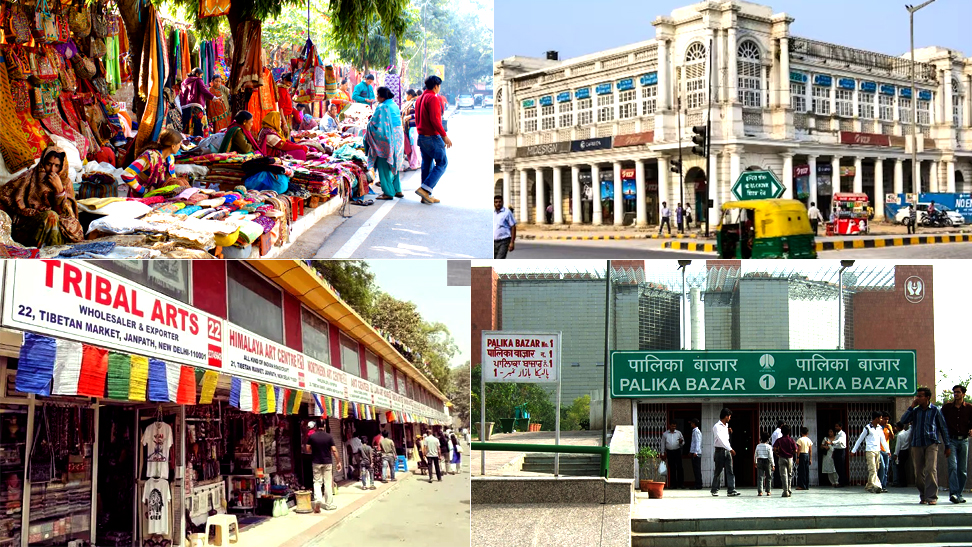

907,0,937,194
837,260,855,350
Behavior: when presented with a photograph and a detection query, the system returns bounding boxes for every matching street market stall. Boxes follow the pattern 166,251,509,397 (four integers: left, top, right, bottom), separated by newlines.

827,192,870,236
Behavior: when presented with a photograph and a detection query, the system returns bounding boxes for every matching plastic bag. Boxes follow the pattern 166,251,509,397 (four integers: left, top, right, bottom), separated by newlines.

658,460,667,476
244,171,289,194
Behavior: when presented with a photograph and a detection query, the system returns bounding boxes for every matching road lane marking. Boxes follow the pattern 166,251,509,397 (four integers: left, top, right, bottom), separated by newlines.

331,198,398,258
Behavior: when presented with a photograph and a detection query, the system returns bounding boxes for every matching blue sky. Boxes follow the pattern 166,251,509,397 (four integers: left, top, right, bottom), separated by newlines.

366,260,471,368
495,0,971,62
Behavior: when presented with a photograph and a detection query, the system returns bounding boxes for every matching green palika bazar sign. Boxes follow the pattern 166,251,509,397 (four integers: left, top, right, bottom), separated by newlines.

610,350,916,398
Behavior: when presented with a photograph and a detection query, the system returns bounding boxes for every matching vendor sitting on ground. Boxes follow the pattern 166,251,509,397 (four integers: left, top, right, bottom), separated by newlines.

121,129,188,197
0,145,84,248
319,102,341,132
258,112,308,160
218,111,265,155
366,87,405,200
180,67,215,137
353,74,376,105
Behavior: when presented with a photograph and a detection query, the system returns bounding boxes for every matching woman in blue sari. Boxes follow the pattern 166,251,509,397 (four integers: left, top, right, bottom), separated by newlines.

365,87,405,200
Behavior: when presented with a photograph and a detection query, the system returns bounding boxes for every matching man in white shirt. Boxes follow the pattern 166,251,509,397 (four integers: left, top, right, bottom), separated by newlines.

769,421,784,489
661,421,685,489
893,422,911,487
832,422,848,487
493,195,517,259
659,201,672,235
688,418,703,489
807,201,824,234
710,408,740,496
851,411,890,493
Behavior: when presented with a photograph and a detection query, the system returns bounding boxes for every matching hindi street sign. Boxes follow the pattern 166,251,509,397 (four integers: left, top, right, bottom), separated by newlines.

482,332,561,383
731,170,785,201
610,350,916,398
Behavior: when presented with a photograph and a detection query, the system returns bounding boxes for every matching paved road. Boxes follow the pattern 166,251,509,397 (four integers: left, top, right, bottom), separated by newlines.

309,446,471,547
819,241,972,258
281,108,491,259
508,240,712,259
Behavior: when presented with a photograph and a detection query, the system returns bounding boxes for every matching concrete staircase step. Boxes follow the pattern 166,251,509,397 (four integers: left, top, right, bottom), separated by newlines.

631,513,969,534
631,526,972,547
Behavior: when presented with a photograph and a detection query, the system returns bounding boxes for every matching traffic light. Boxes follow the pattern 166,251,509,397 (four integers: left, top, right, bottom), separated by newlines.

691,125,707,157
670,159,682,174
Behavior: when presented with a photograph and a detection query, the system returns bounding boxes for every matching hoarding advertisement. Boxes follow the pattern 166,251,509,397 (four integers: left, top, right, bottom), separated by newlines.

224,325,308,388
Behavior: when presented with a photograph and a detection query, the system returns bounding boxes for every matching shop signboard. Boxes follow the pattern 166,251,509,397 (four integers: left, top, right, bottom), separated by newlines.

860,81,877,93
516,141,571,158
838,78,855,90
613,131,654,147
840,132,891,147
595,83,612,95
1,261,223,370
482,332,561,383
790,71,807,83
556,92,571,103
224,324,310,389
918,90,932,101
731,170,784,201
610,350,917,398
813,74,832,87
522,99,535,108
617,78,634,91
900,88,912,98
372,386,392,409
305,356,349,399
347,374,374,404
880,84,896,96
600,170,614,201
885,193,972,223
640,72,658,86
794,165,810,177
571,136,612,153
575,88,591,100
539,95,553,106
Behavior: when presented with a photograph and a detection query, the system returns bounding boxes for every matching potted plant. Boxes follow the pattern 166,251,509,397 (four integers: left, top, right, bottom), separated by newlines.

637,446,665,499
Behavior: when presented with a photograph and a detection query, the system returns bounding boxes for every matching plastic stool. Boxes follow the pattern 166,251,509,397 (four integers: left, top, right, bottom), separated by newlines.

205,514,239,546
396,455,408,472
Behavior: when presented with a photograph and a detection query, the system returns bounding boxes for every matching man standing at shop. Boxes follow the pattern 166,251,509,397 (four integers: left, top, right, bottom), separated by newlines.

688,418,703,489
900,387,951,505
832,422,848,487
353,74,376,105
807,202,823,234
770,420,784,489
379,431,398,483
710,408,740,497
424,432,442,482
305,421,342,511
415,75,453,205
494,195,516,259
942,384,971,504
661,421,685,489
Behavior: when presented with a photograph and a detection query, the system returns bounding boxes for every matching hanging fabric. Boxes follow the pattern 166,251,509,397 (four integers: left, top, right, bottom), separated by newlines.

198,370,219,404
105,351,132,399
0,48,41,172
130,6,168,166
15,332,56,396
147,357,169,402
77,344,108,397
52,339,83,396
129,355,149,401
198,0,230,19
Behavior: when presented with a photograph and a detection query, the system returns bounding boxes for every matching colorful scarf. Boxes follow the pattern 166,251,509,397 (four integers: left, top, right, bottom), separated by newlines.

219,123,265,155
365,99,405,172
130,7,168,166
0,49,40,172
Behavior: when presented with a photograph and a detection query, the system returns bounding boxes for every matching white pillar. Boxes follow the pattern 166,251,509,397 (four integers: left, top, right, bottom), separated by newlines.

535,168,546,225
571,165,581,224
658,40,670,111
832,156,842,195
808,155,818,207
519,169,529,223
894,158,904,195
874,158,885,220
782,152,794,199
712,29,722,103
592,164,603,225
944,71,953,126
727,28,738,104
553,167,564,224
502,170,512,208
947,160,956,193
613,162,623,225
853,157,863,194
779,36,791,108
729,149,741,200
930,161,939,193
657,157,669,223
635,160,647,226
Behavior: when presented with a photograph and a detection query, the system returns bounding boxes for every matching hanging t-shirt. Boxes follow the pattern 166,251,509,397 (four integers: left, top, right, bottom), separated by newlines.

142,421,173,478
142,477,171,536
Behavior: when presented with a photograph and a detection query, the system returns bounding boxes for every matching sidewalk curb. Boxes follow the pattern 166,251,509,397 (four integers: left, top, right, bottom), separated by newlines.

661,233,972,254
280,472,416,547
521,233,695,241
663,241,717,253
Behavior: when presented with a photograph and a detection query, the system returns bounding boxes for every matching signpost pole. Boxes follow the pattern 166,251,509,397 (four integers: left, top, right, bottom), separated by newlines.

555,355,562,477
602,260,611,449
480,336,487,477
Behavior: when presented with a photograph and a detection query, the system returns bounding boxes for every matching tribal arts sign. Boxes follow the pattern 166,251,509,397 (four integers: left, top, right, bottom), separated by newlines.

610,350,916,398
482,332,561,383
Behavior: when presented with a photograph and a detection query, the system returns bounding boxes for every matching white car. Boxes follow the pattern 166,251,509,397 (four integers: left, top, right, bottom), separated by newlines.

456,95,475,109
483,95,494,108
894,203,965,227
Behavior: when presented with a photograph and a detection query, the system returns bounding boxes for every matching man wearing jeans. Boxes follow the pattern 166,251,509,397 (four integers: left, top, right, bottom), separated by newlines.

379,431,397,482
900,387,951,505
943,384,972,503
414,75,453,204
305,421,342,511
424,433,442,482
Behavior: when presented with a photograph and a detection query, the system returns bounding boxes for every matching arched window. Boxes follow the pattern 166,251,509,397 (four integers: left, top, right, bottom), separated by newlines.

684,42,707,110
496,88,504,134
953,79,964,127
737,41,761,108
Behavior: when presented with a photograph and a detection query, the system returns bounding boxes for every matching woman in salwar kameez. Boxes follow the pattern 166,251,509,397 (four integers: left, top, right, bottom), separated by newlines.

365,87,405,200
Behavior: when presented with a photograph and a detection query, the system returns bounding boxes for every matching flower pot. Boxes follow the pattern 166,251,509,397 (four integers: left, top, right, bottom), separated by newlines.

641,480,665,499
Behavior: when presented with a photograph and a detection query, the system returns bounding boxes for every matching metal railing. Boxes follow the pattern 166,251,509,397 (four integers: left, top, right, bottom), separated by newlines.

472,442,610,478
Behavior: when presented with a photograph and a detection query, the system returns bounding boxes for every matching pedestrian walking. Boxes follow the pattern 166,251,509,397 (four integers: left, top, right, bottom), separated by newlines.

710,408,740,497
450,432,463,473
821,429,839,486
688,418,703,489
942,384,971,503
379,431,397,482
901,387,952,504
662,421,685,489
878,411,894,492
415,75,452,205
807,202,823,234
359,437,376,490
908,203,918,234
755,431,774,496
774,425,798,498
493,195,516,259
424,433,442,482
851,411,890,494
659,202,672,235
796,427,813,490
305,421,341,511
676,203,685,234
832,423,848,487
770,421,784,489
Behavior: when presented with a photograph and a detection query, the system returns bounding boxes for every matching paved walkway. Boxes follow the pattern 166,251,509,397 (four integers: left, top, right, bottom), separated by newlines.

472,431,605,476
472,503,629,547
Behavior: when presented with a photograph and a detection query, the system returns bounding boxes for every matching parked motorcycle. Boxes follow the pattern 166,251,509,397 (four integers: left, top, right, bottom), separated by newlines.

921,209,952,228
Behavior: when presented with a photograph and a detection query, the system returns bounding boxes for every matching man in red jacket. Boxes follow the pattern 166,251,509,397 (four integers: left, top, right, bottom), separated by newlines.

414,75,453,204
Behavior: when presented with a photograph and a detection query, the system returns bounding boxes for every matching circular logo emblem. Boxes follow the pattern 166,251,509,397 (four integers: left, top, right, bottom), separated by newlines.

905,276,925,304
759,354,775,369
759,374,776,390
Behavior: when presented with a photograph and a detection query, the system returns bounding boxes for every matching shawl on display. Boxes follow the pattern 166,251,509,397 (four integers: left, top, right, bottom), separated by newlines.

365,100,405,172
130,7,168,167
199,0,231,19
231,20,262,93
